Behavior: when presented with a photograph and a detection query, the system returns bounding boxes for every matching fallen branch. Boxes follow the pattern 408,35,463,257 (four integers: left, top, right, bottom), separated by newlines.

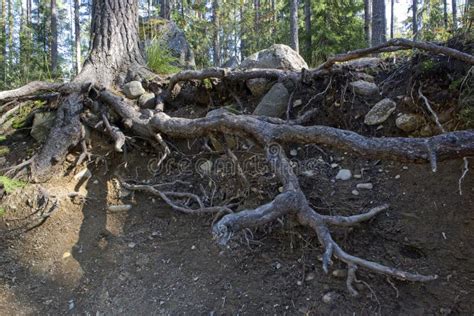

0,81,63,102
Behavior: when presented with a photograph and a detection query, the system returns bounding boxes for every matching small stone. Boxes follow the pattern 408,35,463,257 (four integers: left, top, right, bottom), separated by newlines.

330,163,339,169
332,269,347,278
305,272,316,281
364,98,396,125
191,245,196,250
396,113,424,133
335,169,352,181
290,149,298,157
138,92,156,108
302,170,315,177
352,190,360,196
198,160,213,175
68,300,75,310
108,204,132,212
278,186,284,193
293,99,302,107
128,242,136,248
93,180,99,184
350,80,379,96
322,292,338,304
74,168,92,181
62,252,71,259
356,183,373,190
275,262,282,270
353,174,362,179
395,174,401,179
246,78,271,97
402,166,408,170
296,280,303,286
123,81,146,99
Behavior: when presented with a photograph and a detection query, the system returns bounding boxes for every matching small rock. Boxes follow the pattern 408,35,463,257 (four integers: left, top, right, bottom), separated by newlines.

191,245,196,250
296,280,303,286
290,149,298,156
246,78,271,97
364,98,396,125
108,204,132,212
419,124,433,137
305,272,316,281
293,99,302,107
402,166,408,170
128,242,136,248
335,169,352,181
302,170,315,177
356,183,373,190
123,81,146,99
322,292,338,304
353,174,362,179
330,163,339,169
138,92,156,108
278,186,284,193
395,174,400,179
68,300,75,310
396,113,423,133
253,83,290,118
62,252,71,259
350,80,379,96
332,269,347,278
352,190,360,196
74,168,92,181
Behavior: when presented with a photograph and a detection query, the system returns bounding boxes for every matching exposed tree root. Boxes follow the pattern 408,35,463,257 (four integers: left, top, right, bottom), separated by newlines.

90,87,451,294
0,81,63,102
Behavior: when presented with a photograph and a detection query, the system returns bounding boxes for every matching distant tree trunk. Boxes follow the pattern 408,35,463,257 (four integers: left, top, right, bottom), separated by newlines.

254,0,260,48
364,0,372,46
50,0,58,74
289,0,299,52
160,0,170,19
443,0,448,29
452,0,457,29
413,0,418,39
390,0,394,38
240,3,246,60
7,0,12,66
1,0,6,63
304,0,311,63
212,0,220,66
371,0,386,46
74,0,81,74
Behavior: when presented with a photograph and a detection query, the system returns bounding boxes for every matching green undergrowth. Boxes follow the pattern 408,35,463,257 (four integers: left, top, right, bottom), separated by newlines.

0,176,27,193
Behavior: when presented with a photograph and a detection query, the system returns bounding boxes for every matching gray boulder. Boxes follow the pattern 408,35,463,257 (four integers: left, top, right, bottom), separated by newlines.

350,80,379,96
364,98,396,125
141,18,195,69
396,113,424,132
253,83,289,117
31,112,55,142
246,78,272,97
241,44,308,71
123,81,146,99
138,93,156,109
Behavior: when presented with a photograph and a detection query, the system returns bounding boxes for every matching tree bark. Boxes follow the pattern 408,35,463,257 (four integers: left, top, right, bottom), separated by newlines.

212,0,220,66
390,0,394,38
1,0,6,78
364,0,372,46
50,0,58,74
74,0,81,74
160,0,170,19
443,0,448,29
289,0,299,53
371,0,386,46
33,0,147,179
304,0,312,64
413,0,418,40
452,0,457,29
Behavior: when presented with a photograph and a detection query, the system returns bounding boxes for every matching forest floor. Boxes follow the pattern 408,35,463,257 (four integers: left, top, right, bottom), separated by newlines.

1,48,473,314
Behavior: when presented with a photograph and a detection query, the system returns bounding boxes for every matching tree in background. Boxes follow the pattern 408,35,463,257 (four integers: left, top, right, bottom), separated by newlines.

289,0,299,52
364,0,372,46
371,0,386,46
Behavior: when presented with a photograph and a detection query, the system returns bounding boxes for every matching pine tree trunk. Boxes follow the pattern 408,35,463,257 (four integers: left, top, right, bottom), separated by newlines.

160,0,170,19
50,0,58,74
289,0,299,53
452,0,457,29
390,0,394,38
304,0,312,64
443,0,448,29
34,0,147,178
413,0,418,40
212,0,220,66
74,0,81,74
7,0,13,67
371,0,386,46
364,0,372,46
1,0,6,74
